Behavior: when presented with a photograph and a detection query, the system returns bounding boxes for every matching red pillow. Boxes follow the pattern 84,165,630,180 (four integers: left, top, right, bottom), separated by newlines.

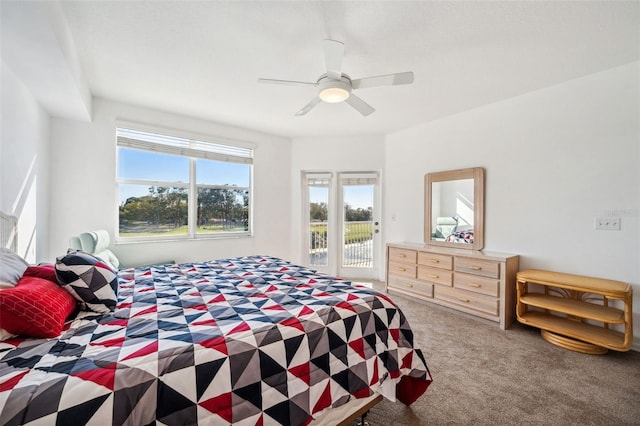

23,264,58,284
0,276,77,338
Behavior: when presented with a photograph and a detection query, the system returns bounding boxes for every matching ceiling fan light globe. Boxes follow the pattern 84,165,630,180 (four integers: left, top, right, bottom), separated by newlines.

317,77,352,103
319,87,350,103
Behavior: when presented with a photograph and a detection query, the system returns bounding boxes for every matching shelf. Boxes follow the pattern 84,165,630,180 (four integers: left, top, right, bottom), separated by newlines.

516,269,632,353
517,269,630,298
519,294,625,324
518,311,626,350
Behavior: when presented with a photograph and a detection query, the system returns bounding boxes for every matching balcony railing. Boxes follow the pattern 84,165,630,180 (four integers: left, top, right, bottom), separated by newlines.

309,221,372,268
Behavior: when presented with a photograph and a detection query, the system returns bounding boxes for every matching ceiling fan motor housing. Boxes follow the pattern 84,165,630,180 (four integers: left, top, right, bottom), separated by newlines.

317,75,352,103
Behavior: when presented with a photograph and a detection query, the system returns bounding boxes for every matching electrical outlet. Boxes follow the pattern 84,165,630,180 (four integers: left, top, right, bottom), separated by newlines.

595,217,621,230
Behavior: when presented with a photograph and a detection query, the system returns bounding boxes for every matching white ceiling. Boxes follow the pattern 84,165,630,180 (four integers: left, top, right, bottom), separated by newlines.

34,1,640,138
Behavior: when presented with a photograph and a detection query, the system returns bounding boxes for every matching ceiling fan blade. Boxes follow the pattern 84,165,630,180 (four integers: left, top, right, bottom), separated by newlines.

351,71,414,89
345,94,375,116
258,78,317,87
295,97,321,116
323,39,344,80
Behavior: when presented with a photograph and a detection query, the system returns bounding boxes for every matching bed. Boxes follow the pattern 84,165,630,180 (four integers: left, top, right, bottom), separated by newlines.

0,219,431,425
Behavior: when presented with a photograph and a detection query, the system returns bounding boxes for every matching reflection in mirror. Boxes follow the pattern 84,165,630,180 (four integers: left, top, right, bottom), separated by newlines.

425,168,484,250
431,179,474,241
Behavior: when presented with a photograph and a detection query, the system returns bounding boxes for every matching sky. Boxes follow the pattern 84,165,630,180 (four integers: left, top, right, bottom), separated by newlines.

309,185,374,210
118,147,374,209
118,148,249,203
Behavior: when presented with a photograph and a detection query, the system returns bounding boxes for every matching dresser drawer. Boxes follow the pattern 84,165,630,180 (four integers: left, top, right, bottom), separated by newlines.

388,261,417,279
435,286,499,316
418,266,453,286
455,257,500,278
454,272,500,297
388,247,417,264
418,252,453,270
388,275,434,298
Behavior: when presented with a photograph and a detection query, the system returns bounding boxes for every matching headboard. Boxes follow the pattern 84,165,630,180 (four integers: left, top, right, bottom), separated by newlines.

1,211,18,252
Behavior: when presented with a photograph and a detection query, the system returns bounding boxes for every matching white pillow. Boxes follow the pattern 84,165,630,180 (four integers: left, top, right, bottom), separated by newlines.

0,248,29,287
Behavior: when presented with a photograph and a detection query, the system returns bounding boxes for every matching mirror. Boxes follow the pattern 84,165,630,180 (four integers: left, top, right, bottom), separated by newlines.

425,167,485,250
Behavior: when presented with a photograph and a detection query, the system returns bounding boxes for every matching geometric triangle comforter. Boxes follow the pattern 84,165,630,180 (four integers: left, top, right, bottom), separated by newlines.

0,255,432,425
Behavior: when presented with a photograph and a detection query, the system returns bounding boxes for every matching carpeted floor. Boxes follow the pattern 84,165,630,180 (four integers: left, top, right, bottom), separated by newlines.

361,282,640,426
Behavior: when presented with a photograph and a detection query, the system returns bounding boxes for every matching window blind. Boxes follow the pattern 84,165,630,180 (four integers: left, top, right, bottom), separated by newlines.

340,173,378,186
306,173,331,187
117,128,253,164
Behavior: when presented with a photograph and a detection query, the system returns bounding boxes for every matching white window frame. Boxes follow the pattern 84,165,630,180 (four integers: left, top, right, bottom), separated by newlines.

115,124,254,243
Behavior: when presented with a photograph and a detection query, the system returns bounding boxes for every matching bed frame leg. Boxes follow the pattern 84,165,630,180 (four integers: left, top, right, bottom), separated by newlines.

356,411,370,426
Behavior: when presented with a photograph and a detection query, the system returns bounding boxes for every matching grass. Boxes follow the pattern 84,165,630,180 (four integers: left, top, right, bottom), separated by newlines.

120,222,369,241
120,224,246,237
310,222,372,245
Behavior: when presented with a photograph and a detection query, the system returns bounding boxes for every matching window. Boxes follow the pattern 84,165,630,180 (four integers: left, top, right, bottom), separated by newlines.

116,127,252,241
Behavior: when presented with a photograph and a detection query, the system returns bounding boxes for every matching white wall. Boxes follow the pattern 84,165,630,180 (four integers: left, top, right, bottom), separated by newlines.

289,135,386,268
0,61,50,262
49,98,292,265
385,62,640,345
0,1,91,122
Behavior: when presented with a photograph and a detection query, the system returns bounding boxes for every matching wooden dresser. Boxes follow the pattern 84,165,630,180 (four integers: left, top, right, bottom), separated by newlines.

386,242,519,329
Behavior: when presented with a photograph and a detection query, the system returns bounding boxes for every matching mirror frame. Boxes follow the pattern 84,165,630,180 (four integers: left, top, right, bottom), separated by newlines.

424,167,485,250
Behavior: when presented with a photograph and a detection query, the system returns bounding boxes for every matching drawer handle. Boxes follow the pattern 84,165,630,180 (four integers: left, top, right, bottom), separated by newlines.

469,283,482,288
429,274,439,279
430,259,440,263
458,297,470,303
399,253,407,258
405,284,413,288
470,266,482,271
398,267,407,272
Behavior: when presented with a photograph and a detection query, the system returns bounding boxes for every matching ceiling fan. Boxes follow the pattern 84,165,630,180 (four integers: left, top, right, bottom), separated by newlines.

257,39,414,117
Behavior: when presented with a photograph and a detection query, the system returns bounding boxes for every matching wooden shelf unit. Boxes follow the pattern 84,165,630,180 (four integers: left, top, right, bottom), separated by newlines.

516,269,633,354
386,243,519,330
